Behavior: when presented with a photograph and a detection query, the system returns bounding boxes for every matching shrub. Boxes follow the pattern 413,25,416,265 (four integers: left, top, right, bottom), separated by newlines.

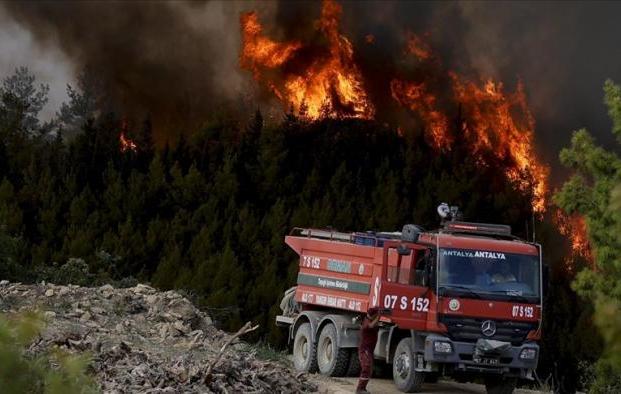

0,311,98,394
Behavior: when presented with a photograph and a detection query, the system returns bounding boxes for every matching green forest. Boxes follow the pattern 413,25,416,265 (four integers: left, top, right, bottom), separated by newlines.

0,67,618,392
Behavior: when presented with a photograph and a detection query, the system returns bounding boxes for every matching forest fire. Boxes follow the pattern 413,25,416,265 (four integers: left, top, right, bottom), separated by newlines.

240,0,374,119
240,0,549,215
390,33,548,213
556,211,593,272
120,132,137,153
119,120,137,153
449,76,548,214
390,79,449,148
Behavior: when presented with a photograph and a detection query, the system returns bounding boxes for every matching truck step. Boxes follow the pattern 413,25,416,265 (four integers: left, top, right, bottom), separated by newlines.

276,315,295,327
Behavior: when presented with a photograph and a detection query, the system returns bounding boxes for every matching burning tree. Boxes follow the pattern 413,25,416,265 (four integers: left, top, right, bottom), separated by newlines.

240,0,375,120
240,0,548,216
555,80,621,390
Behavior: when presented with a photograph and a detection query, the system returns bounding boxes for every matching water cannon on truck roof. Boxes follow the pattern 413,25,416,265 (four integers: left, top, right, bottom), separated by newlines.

276,204,543,393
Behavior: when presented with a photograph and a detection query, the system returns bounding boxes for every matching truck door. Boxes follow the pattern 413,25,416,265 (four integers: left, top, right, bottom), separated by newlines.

373,240,432,331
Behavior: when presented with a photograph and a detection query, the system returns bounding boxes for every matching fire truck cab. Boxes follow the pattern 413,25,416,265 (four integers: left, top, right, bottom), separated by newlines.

276,207,542,394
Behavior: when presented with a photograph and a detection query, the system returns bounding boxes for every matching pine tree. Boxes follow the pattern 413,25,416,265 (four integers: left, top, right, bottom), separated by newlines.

555,80,621,390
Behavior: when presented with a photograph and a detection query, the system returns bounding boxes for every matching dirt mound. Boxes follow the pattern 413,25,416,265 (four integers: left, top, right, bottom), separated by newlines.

0,280,316,393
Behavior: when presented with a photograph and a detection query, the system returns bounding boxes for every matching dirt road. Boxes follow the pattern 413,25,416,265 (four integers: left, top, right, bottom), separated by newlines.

313,376,547,394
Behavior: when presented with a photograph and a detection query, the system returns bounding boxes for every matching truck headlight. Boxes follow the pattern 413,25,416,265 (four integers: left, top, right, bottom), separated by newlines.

434,341,453,353
519,348,537,360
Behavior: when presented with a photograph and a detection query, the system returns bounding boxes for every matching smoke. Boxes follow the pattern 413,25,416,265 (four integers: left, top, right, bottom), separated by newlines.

442,1,621,177
0,7,75,121
1,0,277,142
3,0,621,172
342,1,621,180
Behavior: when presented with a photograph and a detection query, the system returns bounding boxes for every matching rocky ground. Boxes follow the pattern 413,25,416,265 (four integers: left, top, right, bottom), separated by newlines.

0,280,316,393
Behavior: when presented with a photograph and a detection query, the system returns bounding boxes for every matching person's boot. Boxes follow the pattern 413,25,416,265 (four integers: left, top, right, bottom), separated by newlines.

355,379,370,394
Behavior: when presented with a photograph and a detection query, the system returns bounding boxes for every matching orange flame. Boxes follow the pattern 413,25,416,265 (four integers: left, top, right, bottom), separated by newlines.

119,119,138,153
390,80,450,148
239,12,302,77
555,210,593,272
405,34,432,61
240,0,374,119
240,1,548,214
450,75,548,213
391,36,548,213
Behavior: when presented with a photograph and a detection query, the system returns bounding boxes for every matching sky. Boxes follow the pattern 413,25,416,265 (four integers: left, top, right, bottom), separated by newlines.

1,0,620,184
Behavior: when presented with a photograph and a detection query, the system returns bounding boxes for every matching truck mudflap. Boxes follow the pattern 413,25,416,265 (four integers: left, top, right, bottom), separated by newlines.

423,334,539,379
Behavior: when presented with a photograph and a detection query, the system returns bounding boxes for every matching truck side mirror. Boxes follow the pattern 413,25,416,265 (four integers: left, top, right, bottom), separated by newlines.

397,244,412,256
402,224,422,242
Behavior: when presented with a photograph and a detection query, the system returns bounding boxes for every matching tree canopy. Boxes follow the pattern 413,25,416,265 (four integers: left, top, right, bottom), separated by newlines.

555,80,621,391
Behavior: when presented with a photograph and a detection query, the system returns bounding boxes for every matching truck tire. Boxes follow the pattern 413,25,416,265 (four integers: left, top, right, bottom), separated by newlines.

484,376,517,394
346,348,361,376
293,322,318,373
392,337,424,392
317,323,349,377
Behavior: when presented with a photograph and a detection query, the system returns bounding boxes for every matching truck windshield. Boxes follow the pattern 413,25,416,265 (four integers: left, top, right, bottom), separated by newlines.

438,248,540,303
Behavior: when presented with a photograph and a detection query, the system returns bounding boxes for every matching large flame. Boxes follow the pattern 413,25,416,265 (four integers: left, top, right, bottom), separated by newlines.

239,12,302,78
240,0,374,119
240,1,548,214
555,210,593,272
390,34,548,213
450,75,548,213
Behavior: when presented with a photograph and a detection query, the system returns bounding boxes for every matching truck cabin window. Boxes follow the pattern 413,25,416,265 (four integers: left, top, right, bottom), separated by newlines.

386,249,428,286
438,248,540,302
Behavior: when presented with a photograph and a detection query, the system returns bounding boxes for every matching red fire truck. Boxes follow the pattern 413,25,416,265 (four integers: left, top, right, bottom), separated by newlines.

276,206,542,393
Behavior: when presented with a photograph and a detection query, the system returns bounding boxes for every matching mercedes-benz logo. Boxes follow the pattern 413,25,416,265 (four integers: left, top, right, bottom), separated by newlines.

481,320,496,337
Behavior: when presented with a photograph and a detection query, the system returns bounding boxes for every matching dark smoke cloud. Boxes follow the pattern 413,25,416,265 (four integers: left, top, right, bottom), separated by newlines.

340,1,621,181
2,0,277,142
4,0,621,181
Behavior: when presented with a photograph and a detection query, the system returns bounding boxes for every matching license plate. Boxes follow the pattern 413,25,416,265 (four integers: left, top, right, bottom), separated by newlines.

473,356,499,365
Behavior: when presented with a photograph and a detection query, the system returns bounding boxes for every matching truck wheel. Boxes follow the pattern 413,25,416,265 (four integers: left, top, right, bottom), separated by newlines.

392,337,424,392
346,348,361,376
293,322,318,373
484,376,517,394
317,323,350,377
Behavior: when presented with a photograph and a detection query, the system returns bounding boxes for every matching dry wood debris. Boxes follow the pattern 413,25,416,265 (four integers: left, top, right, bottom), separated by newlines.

0,280,317,393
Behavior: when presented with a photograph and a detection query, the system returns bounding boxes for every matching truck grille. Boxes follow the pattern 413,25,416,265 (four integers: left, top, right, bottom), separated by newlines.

439,315,537,345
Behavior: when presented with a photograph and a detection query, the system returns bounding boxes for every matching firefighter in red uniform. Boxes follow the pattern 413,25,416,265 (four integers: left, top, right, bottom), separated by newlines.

356,307,381,394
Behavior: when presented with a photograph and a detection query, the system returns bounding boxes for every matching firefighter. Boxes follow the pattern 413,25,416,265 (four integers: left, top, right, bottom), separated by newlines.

491,261,517,283
356,307,381,394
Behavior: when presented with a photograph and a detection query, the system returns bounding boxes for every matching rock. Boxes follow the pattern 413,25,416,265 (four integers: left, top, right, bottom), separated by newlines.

0,280,9,286
80,311,92,321
145,294,158,305
45,289,54,297
58,287,70,296
159,323,170,339
44,311,56,319
132,284,155,294
91,306,106,315
173,321,189,335
99,284,115,299
167,298,196,322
